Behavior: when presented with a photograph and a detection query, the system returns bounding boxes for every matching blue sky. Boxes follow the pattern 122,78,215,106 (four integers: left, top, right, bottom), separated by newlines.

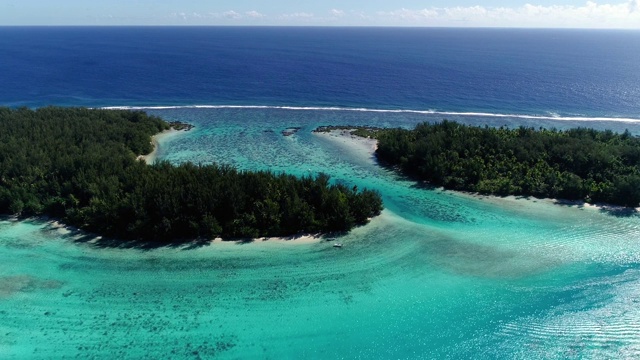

2,0,639,28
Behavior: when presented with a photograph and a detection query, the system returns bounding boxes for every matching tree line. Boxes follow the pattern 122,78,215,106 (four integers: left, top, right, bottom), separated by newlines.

0,107,382,242
372,120,640,207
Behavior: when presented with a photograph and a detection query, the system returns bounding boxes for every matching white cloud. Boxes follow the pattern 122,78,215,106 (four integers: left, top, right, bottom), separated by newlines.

380,8,438,21
223,10,241,19
167,1,639,27
330,9,345,17
443,6,488,20
245,10,265,19
280,12,315,19
173,11,241,21
375,1,640,28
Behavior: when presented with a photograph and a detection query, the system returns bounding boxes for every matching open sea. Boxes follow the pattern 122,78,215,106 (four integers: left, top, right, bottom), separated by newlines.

1,27,640,359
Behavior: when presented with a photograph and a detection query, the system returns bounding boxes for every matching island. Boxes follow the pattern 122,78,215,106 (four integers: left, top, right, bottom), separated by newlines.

0,107,383,242
344,120,640,207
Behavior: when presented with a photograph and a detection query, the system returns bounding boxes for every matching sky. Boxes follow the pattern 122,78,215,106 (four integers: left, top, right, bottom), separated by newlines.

1,0,640,28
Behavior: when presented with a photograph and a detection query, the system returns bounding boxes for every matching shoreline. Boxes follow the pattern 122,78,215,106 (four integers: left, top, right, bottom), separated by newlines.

33,217,328,249
312,128,378,159
450,190,640,214
5,210,401,249
210,233,324,246
319,127,640,214
137,128,179,164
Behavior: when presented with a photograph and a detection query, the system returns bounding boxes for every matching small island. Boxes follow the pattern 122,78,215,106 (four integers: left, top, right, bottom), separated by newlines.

349,120,640,207
0,107,383,242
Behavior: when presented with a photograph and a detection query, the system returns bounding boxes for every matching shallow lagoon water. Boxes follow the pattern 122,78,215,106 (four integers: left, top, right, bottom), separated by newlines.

2,108,640,359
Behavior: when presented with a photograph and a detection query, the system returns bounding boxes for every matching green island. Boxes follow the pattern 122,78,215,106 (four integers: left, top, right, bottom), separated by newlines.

347,120,640,207
0,107,383,242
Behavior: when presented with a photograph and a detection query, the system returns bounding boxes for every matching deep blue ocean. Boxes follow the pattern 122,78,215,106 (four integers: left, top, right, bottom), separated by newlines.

3,27,640,359
1,26,639,119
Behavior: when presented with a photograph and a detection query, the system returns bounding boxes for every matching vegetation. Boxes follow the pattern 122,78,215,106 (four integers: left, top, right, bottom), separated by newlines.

372,120,640,207
0,107,383,242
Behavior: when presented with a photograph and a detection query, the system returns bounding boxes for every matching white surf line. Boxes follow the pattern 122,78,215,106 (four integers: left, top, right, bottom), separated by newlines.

100,105,640,123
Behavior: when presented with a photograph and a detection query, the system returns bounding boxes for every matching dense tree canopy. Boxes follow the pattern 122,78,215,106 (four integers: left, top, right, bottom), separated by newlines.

373,120,640,207
0,107,382,242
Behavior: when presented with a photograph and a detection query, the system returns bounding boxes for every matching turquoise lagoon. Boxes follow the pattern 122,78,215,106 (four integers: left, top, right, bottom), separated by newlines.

3,107,640,359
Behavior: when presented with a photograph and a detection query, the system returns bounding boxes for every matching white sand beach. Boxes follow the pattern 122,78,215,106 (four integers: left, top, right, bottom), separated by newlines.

137,128,179,164
312,128,378,160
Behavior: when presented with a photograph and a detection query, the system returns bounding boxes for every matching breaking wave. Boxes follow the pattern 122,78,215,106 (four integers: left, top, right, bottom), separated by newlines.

101,105,640,123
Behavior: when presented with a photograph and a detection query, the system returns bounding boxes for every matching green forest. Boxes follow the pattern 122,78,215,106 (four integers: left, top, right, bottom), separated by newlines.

0,107,383,242
371,120,640,207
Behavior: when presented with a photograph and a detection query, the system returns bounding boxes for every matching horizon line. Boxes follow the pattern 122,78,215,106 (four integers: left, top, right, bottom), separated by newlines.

1,25,640,31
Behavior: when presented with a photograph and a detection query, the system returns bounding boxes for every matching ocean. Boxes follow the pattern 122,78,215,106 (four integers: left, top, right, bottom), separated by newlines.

1,27,640,358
